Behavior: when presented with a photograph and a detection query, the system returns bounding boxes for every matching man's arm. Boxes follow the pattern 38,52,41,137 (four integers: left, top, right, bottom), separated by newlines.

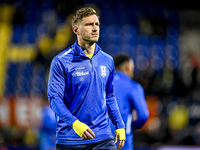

130,83,149,129
48,59,77,125
106,60,125,149
106,61,125,129
48,59,94,139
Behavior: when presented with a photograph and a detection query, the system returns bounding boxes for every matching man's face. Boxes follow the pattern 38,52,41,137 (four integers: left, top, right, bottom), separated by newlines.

76,15,100,43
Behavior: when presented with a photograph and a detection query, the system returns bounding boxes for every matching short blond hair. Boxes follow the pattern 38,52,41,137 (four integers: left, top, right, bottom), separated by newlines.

72,7,99,27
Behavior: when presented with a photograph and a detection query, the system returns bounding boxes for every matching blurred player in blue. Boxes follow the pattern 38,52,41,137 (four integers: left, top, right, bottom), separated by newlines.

110,53,149,150
48,7,125,150
39,98,56,150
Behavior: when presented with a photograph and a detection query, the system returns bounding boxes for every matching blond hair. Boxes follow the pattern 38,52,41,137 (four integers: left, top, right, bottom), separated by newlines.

72,7,99,27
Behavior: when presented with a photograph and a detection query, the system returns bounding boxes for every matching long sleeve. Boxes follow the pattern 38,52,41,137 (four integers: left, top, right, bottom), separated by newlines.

130,83,149,129
48,59,77,126
106,61,125,129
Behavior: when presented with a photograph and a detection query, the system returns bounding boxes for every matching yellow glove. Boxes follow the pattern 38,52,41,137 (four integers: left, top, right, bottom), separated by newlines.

72,120,89,138
115,128,126,141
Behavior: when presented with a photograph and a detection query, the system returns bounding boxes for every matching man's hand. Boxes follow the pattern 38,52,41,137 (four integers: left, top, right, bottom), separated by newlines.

82,128,95,140
72,120,95,140
114,128,126,150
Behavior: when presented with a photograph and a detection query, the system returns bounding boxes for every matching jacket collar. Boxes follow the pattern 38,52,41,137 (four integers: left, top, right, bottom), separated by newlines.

72,40,101,57
115,71,131,80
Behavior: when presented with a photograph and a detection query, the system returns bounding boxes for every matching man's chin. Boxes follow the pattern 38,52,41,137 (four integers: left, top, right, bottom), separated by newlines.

91,37,99,42
93,39,99,43
86,38,99,43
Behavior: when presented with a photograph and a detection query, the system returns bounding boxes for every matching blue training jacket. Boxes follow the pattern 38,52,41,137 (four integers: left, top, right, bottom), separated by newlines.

48,41,125,145
110,71,149,150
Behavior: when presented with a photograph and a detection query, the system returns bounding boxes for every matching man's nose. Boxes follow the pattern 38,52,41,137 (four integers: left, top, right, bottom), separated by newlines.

92,25,98,31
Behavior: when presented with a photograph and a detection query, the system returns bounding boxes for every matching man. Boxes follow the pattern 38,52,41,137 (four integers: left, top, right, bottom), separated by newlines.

47,7,125,150
110,53,149,150
39,98,56,150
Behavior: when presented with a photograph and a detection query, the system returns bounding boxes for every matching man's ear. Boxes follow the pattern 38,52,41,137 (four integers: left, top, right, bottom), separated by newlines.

124,61,130,72
73,26,78,35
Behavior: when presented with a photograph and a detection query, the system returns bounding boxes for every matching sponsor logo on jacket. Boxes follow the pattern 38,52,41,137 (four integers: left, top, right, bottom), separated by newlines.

73,71,89,77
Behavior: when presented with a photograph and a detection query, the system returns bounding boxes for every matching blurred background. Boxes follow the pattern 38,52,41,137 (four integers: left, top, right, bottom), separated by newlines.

0,0,200,150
